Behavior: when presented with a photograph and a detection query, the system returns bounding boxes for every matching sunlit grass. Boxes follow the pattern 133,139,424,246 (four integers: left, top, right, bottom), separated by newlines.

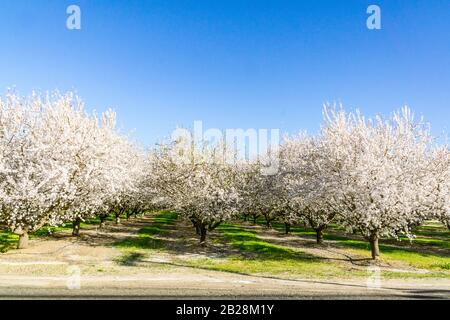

31,224,72,237
341,241,450,272
113,211,178,250
251,218,450,276
176,223,355,279
179,256,363,278
0,229,18,253
1,223,74,252
414,221,450,239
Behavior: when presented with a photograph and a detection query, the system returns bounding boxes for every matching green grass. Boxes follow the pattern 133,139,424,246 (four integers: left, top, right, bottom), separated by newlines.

414,221,450,239
265,219,450,248
300,230,450,273
252,218,450,275
114,216,357,278
179,257,360,278
16,212,141,239
398,237,450,250
3,211,449,280
179,223,356,278
113,214,449,278
31,224,72,237
327,223,450,272
0,230,18,253
340,240,450,271
115,252,146,266
218,224,315,260
28,218,106,238
1,224,72,252
0,211,156,253
113,211,178,250
83,215,115,226
0,212,147,253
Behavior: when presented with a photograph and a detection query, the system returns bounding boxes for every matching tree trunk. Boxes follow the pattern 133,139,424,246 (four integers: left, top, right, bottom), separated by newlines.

72,218,81,236
99,215,106,229
200,224,207,246
369,235,380,260
115,215,120,225
191,220,201,235
17,232,29,249
253,216,257,225
285,223,291,234
315,227,324,244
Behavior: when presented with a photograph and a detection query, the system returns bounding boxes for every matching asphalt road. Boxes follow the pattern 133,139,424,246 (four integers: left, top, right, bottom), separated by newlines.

1,273,449,299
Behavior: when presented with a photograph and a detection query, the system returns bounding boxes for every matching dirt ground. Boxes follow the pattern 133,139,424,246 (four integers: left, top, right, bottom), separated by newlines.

0,215,449,299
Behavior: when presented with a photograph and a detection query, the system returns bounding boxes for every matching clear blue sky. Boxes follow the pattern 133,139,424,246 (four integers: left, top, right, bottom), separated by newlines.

0,0,449,145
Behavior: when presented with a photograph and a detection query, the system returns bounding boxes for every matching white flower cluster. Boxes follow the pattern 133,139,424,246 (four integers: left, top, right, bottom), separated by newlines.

150,138,240,244
0,92,151,248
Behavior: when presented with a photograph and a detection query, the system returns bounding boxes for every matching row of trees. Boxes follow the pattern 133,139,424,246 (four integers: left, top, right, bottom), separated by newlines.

279,107,449,258
1,91,448,259
151,107,449,259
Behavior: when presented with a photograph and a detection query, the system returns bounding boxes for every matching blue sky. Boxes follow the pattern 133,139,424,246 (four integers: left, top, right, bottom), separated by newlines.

0,0,449,145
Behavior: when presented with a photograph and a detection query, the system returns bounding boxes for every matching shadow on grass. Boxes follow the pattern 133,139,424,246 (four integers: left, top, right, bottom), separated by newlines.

217,224,320,262
266,218,450,252
321,235,450,271
114,214,325,266
266,219,450,250
413,224,450,240
249,218,450,272
116,252,146,266
110,215,450,279
115,236,166,250
31,225,72,237
113,211,178,250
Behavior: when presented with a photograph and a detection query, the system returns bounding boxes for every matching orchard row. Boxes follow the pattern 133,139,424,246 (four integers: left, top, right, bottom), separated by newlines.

0,91,448,259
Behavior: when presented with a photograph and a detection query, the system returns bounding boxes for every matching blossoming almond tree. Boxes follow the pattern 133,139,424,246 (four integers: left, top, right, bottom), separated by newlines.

322,106,433,259
280,133,340,243
235,160,286,229
98,133,147,227
424,145,450,229
0,91,145,246
0,92,77,248
64,108,144,235
152,136,239,244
